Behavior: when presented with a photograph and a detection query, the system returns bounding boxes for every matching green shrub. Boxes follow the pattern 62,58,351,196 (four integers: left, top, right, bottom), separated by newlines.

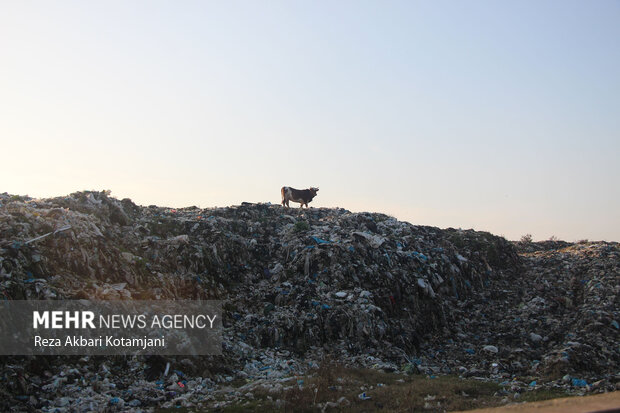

294,221,310,232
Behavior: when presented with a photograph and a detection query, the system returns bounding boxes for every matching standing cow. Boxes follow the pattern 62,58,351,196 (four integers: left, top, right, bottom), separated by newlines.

281,187,319,208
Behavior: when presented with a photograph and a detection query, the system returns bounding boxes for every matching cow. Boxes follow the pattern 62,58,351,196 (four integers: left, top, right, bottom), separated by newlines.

281,186,319,208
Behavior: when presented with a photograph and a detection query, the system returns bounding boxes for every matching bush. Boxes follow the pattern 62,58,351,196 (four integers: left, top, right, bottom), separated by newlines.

520,234,533,244
294,221,310,232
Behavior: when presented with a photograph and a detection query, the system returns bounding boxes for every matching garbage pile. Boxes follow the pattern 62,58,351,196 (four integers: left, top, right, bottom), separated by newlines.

414,241,619,389
0,191,617,411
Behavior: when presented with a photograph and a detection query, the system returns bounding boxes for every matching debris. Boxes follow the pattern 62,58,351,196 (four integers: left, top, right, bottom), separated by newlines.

572,378,588,387
0,191,617,410
483,345,499,354
24,225,72,245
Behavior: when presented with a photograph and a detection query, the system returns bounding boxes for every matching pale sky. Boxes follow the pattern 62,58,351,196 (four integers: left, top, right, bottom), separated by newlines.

1,1,619,241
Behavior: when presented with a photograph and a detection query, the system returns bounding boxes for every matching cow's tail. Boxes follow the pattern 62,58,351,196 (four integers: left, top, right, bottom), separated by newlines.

281,187,286,206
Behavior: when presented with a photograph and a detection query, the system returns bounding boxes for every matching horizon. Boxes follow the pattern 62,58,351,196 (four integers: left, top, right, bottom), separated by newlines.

3,188,615,243
1,1,619,242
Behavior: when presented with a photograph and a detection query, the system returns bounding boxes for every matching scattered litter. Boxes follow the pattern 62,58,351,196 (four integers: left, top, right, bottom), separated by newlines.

482,345,499,354
24,225,72,245
572,378,588,387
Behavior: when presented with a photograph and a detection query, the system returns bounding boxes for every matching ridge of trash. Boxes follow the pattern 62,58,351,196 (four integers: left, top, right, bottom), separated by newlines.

0,190,617,411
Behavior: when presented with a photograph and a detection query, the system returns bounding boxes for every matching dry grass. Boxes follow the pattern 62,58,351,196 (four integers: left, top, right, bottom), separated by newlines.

159,358,572,413
228,357,506,412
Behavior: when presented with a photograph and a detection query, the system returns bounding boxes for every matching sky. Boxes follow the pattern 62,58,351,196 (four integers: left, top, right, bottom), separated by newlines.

1,1,619,241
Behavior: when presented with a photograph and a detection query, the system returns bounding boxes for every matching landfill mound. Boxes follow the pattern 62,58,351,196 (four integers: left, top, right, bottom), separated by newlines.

0,190,617,411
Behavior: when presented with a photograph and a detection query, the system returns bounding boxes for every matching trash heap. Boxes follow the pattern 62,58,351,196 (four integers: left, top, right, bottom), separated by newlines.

414,241,619,389
0,191,617,411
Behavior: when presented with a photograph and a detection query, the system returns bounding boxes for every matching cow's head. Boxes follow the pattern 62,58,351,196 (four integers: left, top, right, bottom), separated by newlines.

309,187,319,197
